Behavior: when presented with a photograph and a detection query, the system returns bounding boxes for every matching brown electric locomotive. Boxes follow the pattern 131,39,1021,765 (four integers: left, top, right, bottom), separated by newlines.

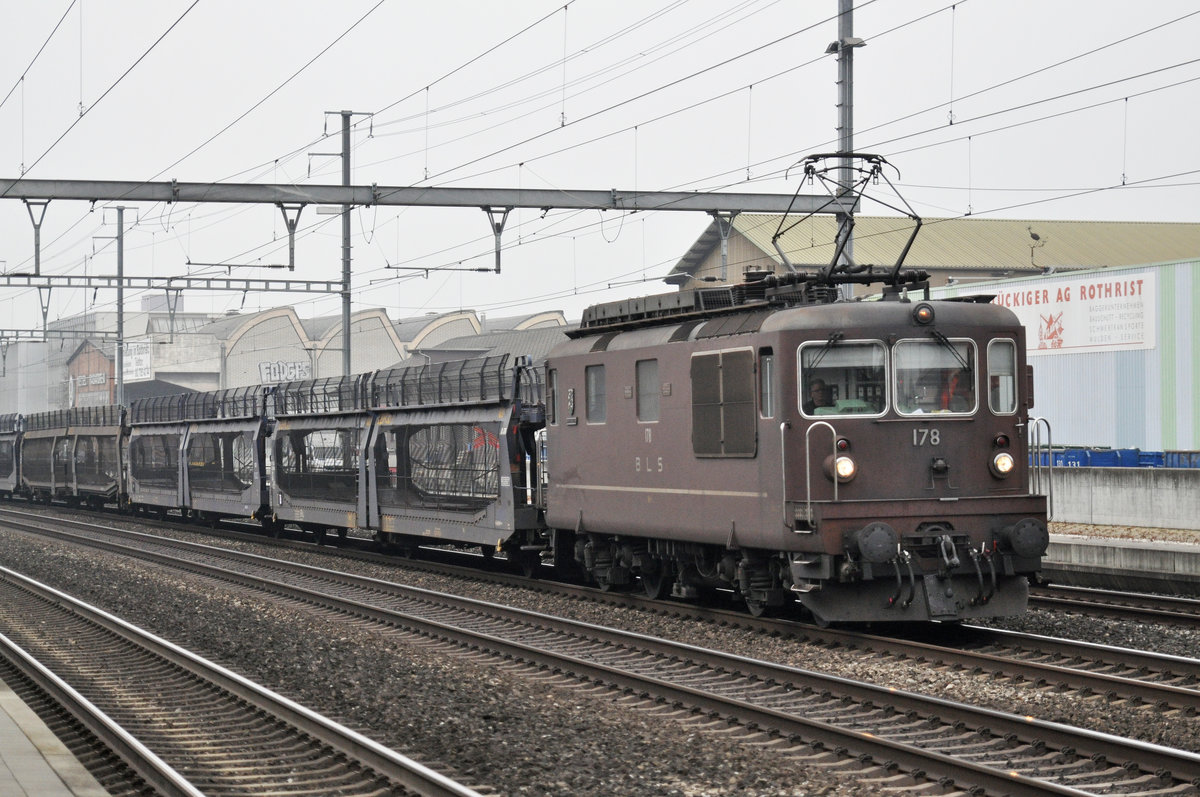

543,154,1048,624
543,275,1049,624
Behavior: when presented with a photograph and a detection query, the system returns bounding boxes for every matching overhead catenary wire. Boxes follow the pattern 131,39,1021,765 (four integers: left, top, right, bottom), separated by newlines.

0,0,77,115
2,3,1200,326
2,1,201,189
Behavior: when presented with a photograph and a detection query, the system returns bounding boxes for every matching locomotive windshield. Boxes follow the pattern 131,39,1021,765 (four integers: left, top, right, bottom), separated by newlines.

894,339,977,415
799,341,886,416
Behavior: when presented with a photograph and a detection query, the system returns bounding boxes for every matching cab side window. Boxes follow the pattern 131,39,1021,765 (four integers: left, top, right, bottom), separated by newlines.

759,349,775,419
636,359,659,422
988,340,1018,414
585,365,606,424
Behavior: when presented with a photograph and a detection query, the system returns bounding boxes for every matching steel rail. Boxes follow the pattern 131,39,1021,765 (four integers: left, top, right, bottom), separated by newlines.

0,563,483,797
0,629,202,797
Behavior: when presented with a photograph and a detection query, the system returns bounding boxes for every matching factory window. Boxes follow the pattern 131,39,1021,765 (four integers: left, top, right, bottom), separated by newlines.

585,365,606,423
636,359,659,422
988,339,1018,414
691,348,756,457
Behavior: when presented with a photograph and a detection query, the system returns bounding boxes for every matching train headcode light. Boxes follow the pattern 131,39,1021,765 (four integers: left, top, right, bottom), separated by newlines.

912,303,935,325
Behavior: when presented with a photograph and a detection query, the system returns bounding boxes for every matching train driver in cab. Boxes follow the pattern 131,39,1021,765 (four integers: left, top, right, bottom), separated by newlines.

939,369,973,411
803,379,833,414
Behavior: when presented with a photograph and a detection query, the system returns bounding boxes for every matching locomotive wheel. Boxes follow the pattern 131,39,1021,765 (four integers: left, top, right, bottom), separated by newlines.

641,565,671,600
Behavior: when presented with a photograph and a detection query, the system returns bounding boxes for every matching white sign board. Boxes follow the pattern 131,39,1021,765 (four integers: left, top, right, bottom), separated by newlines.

992,272,1155,356
124,342,153,382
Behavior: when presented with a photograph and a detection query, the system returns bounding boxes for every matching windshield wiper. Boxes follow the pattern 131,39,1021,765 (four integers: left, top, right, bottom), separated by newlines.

807,331,844,369
930,329,971,372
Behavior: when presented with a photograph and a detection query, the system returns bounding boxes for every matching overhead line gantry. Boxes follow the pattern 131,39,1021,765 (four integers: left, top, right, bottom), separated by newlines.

0,176,847,398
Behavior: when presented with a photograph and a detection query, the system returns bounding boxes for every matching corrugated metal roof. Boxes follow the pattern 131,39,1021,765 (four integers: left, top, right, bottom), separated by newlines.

419,327,571,362
672,215,1200,279
480,310,567,332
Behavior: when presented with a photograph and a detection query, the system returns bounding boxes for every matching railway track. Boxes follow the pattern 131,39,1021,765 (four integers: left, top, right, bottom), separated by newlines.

2,510,1198,795
1032,583,1200,628
0,561,483,796
7,507,1199,713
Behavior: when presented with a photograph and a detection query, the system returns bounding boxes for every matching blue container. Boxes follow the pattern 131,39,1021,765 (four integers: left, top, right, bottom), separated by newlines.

1137,451,1165,468
1087,449,1118,467
1115,449,1141,467
1165,450,1200,468
1058,449,1088,467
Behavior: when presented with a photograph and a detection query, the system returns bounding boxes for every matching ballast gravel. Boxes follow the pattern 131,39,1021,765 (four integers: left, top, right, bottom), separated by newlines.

0,517,1196,796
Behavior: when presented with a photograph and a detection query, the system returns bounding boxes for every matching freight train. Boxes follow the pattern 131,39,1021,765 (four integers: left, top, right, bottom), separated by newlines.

0,270,1050,625
0,156,1053,625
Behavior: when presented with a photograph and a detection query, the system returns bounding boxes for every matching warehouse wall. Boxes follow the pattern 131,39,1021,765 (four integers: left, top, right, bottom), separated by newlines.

935,259,1200,450
1050,466,1200,531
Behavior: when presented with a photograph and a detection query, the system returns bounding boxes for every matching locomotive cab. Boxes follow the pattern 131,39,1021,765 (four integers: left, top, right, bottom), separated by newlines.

782,298,1048,623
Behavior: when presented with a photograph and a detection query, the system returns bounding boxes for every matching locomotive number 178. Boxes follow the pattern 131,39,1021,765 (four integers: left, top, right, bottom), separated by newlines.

912,428,941,446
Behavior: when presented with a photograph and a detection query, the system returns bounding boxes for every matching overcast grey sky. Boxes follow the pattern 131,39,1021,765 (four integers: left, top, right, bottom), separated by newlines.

1,0,1197,330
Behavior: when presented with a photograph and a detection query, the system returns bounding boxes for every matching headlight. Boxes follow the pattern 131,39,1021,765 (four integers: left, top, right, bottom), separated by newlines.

835,456,856,479
824,454,857,483
990,451,1015,478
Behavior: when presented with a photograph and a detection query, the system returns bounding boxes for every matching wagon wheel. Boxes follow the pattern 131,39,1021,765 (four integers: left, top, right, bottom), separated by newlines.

514,550,541,579
744,595,768,618
640,562,672,600
314,527,327,546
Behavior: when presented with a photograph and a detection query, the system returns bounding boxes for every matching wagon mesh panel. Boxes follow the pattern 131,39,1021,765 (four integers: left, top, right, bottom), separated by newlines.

21,438,55,483
273,375,368,416
74,435,121,490
370,355,510,410
130,434,181,488
131,387,263,424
